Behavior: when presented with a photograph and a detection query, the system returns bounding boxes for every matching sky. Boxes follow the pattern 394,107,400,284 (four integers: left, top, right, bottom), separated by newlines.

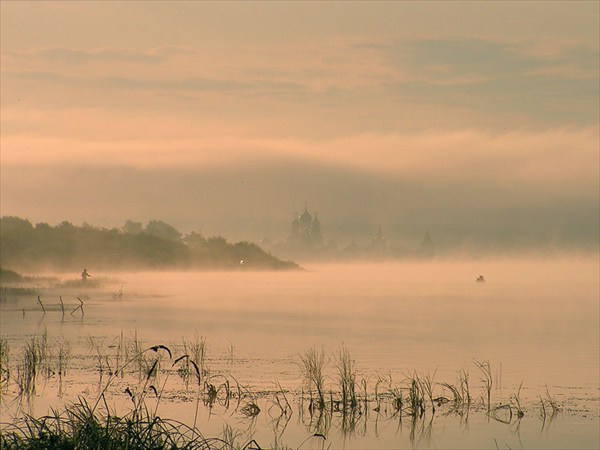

1,1,598,253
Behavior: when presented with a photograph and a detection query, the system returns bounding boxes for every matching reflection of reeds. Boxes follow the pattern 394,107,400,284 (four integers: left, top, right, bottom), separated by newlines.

441,368,471,416
1,333,571,447
539,386,560,424
406,373,425,419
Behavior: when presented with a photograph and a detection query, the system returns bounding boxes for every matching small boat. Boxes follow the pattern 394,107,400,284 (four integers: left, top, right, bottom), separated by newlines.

476,275,485,282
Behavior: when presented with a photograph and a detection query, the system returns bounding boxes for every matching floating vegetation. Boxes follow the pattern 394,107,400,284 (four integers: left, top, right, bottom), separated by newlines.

240,401,261,418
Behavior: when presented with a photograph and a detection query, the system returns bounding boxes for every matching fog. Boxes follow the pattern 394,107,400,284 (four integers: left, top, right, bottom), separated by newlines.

1,2,598,257
2,154,597,255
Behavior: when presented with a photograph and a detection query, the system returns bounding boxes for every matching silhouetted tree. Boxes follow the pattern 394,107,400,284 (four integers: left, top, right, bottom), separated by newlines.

144,220,181,241
122,220,143,235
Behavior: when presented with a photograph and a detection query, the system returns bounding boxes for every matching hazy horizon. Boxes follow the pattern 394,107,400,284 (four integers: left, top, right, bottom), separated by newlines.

1,2,598,254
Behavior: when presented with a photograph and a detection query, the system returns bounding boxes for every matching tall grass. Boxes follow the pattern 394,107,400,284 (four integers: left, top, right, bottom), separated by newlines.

0,338,10,398
0,333,567,447
14,333,50,397
298,347,326,411
183,332,208,385
336,346,357,411
0,396,229,450
474,359,493,413
440,368,471,415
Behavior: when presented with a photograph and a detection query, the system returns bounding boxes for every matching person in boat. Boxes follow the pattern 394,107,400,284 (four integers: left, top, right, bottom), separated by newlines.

476,275,485,282
81,268,92,283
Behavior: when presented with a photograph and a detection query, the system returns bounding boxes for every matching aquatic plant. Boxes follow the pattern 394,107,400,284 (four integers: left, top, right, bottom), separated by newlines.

183,332,208,383
13,332,50,397
406,373,426,419
298,347,326,411
335,346,357,410
509,382,525,419
0,396,239,450
539,386,560,423
240,401,261,418
0,332,574,448
474,359,493,413
441,368,471,415
0,338,10,398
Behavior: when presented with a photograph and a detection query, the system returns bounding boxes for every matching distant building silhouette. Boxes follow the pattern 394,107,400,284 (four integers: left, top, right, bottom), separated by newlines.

371,226,388,255
288,203,323,247
420,230,435,258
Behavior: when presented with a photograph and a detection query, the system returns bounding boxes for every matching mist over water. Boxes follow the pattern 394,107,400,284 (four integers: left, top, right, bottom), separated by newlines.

102,257,599,385
1,256,599,448
1,2,598,447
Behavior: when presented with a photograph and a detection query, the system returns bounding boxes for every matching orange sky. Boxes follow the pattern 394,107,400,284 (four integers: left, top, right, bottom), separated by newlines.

1,1,598,249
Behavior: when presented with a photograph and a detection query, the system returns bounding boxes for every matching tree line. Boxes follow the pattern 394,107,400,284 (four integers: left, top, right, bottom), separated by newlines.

0,216,297,272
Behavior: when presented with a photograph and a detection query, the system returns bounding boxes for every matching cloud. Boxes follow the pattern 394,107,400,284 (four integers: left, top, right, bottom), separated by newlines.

1,123,597,198
2,35,597,134
3,46,196,65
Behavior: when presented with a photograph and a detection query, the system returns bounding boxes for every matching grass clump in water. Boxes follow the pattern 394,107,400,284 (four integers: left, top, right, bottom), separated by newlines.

298,347,327,411
336,346,357,411
0,338,9,399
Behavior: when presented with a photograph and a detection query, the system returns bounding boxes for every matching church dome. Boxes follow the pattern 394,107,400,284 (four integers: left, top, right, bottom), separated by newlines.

299,207,312,225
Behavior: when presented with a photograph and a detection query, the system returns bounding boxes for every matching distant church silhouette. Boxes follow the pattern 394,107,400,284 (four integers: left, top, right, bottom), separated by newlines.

288,203,323,247
420,229,435,258
285,203,435,259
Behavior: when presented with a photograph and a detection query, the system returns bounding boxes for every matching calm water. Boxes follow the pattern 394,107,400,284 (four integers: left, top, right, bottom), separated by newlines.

1,257,599,448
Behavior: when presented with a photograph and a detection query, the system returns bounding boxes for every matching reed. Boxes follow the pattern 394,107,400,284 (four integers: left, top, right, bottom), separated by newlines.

539,387,560,421
509,382,525,419
131,331,153,380
15,339,39,397
406,373,425,419
298,347,326,410
0,338,10,397
227,340,235,365
419,371,436,413
335,346,357,410
184,332,208,383
0,396,222,450
474,359,493,413
459,368,471,408
12,332,51,397
2,332,568,448
378,374,403,415
441,368,471,415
